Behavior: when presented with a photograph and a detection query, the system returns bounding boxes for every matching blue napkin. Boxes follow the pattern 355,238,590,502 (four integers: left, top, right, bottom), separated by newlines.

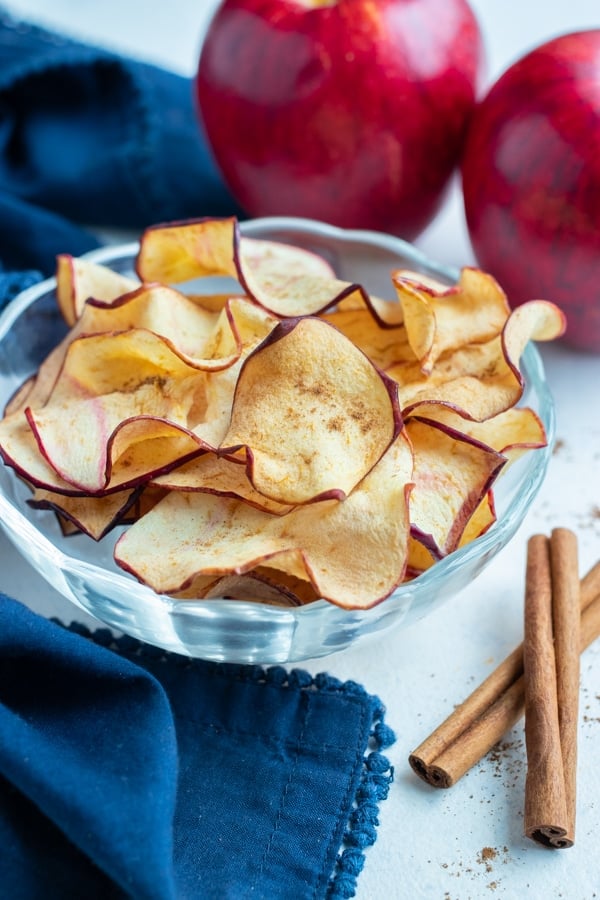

0,596,394,899
0,10,396,898
0,7,244,275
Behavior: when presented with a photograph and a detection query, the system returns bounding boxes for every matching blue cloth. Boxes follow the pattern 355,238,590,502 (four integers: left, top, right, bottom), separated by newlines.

0,596,395,899
0,11,395,898
0,8,244,275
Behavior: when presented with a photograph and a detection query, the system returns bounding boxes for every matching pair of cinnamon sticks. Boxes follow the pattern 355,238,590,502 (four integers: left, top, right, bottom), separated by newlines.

409,528,599,849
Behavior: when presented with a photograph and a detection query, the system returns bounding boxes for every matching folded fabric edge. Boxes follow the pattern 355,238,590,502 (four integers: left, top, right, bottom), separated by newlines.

56,619,396,900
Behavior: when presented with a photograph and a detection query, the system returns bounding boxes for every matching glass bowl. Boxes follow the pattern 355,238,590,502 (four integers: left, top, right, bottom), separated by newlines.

0,217,555,664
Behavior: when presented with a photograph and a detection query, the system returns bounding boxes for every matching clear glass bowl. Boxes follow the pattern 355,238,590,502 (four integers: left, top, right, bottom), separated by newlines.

0,218,554,664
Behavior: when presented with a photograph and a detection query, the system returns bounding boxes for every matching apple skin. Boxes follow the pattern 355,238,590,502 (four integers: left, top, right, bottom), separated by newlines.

196,0,483,240
462,30,600,353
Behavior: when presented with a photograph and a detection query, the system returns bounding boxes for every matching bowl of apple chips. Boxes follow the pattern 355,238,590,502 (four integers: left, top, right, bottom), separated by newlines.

0,217,564,663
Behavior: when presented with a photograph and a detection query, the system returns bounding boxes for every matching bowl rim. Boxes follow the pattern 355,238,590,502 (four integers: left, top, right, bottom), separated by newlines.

0,216,555,627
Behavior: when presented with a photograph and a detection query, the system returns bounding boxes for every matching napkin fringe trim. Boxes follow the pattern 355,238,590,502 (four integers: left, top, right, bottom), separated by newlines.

326,709,394,899
59,621,396,900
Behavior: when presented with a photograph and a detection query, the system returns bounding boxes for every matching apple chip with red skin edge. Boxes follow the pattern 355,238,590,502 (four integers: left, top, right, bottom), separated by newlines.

26,330,211,493
20,300,279,495
119,485,170,524
219,316,402,505
171,568,318,607
393,267,511,375
18,281,221,413
84,289,276,372
319,306,413,371
28,485,142,541
152,452,294,516
56,254,139,326
135,217,403,325
63,281,277,373
114,432,414,610
406,416,506,559
0,412,80,495
458,491,497,547
0,393,207,497
389,299,565,422
412,405,548,463
406,488,498,575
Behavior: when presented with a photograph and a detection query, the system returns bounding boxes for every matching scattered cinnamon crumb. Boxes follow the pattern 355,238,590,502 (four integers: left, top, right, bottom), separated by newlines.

477,847,497,873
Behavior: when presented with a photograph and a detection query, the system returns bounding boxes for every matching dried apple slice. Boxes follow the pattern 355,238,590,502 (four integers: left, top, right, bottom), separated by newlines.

136,217,354,317
28,485,141,540
220,317,402,504
390,299,565,421
114,433,414,610
29,400,205,494
393,267,510,374
172,570,313,607
119,485,170,523
79,288,276,371
26,330,211,492
320,306,413,370
413,405,548,463
85,284,225,363
136,217,402,324
406,534,440,575
458,491,497,547
152,452,294,515
0,412,77,493
406,416,506,558
407,487,498,575
56,255,138,325
20,285,215,412
136,217,333,285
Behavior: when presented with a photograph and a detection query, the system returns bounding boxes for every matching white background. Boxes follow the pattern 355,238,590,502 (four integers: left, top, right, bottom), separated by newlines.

3,2,600,899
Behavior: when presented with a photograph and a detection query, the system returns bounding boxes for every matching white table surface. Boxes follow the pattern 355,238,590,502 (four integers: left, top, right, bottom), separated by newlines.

3,1,600,898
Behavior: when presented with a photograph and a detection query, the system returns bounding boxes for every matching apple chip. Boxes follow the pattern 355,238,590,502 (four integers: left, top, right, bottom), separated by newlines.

93,289,277,372
320,306,413,370
173,569,317,607
21,280,224,412
56,254,139,326
28,485,140,540
0,412,77,493
407,486,498,575
413,405,547,463
115,433,414,609
136,217,343,316
393,267,510,374
220,317,402,504
458,491,497,547
152,453,294,515
390,299,565,422
136,217,402,323
406,416,505,558
26,330,210,491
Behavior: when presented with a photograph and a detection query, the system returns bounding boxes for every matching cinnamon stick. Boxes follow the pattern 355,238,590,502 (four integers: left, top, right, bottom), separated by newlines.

523,529,580,848
408,554,600,790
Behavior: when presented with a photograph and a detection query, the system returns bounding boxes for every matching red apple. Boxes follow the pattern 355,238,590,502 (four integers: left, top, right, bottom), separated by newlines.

462,30,600,353
196,0,483,240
